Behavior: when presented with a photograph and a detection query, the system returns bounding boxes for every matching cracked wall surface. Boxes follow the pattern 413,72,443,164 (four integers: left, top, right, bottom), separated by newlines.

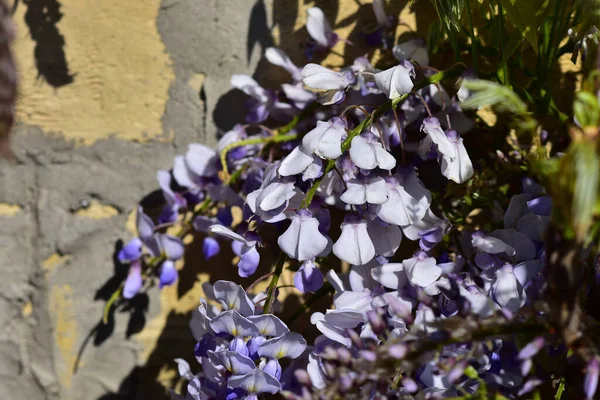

1,0,420,399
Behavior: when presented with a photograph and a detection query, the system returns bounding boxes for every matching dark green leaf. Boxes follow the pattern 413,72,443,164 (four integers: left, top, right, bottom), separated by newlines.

574,91,600,128
498,0,555,53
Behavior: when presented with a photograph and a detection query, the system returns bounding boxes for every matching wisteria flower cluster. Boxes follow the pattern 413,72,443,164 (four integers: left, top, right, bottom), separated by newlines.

108,2,600,399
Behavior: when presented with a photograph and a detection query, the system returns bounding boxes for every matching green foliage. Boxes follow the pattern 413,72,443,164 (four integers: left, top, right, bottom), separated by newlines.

460,79,528,115
573,141,599,239
574,91,600,127
498,0,555,53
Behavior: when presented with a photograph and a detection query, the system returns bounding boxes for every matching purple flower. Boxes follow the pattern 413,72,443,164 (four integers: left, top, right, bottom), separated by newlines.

302,117,347,159
258,332,307,360
518,337,545,360
393,37,429,66
209,310,259,338
203,236,220,260
294,260,324,293
278,145,323,181
340,175,389,205
585,358,599,400
374,61,416,99
367,218,403,257
349,132,396,170
527,195,552,216
301,64,355,105
228,368,281,397
159,260,178,288
212,280,255,316
419,227,443,251
231,75,292,123
118,237,143,263
246,164,300,224
306,7,338,49
123,261,143,299
210,225,261,278
157,234,185,261
333,214,375,266
403,251,442,288
440,129,473,184
421,117,457,159
265,47,302,82
278,210,329,261
376,170,432,226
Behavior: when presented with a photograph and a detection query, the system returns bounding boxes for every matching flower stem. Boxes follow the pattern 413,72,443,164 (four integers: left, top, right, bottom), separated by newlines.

262,251,288,314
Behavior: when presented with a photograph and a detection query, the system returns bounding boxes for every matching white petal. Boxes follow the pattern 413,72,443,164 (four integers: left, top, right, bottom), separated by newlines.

366,177,389,204
490,229,536,262
279,145,313,176
349,136,377,169
421,118,457,159
324,309,364,328
516,213,548,243
172,155,196,188
175,358,194,380
513,259,542,287
306,7,332,48
504,193,533,229
257,182,296,211
333,291,373,312
230,74,269,102
302,64,343,90
340,180,367,205
315,321,351,347
472,235,514,255
277,214,328,261
441,138,473,183
307,353,327,389
367,220,402,257
209,225,248,244
403,256,442,287
401,209,446,241
374,64,415,99
371,263,407,289
390,64,415,97
326,269,345,293
333,220,376,265
348,265,375,292
265,47,302,81
492,269,523,312
378,175,431,226
374,144,397,170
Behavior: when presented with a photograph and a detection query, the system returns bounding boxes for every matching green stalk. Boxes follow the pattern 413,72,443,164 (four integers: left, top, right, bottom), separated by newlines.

262,251,288,314
497,0,509,86
465,0,479,74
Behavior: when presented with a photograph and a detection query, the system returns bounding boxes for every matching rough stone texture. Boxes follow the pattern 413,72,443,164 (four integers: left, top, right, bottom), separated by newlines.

1,0,424,399
2,0,272,398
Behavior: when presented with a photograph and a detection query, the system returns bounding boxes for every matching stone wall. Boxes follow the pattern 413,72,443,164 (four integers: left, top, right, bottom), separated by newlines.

0,1,422,399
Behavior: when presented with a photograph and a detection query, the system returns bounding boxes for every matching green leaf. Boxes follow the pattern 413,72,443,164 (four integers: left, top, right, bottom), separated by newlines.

573,142,599,239
461,79,528,115
574,91,600,128
499,28,525,68
555,377,566,400
464,365,480,379
430,0,465,32
498,0,555,53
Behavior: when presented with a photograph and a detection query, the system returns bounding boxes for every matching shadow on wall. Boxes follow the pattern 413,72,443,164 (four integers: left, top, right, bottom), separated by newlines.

19,0,74,87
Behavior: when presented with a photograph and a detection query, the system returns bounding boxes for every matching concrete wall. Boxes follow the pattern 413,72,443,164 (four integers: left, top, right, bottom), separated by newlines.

0,1,421,399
